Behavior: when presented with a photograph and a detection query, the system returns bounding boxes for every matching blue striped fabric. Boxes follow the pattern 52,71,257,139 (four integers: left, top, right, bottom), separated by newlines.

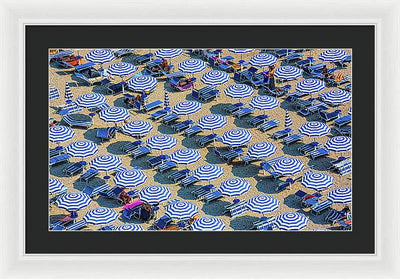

164,90,170,109
271,157,305,176
219,178,251,197
139,185,171,204
220,129,252,147
276,212,308,231
178,59,206,74
121,120,153,136
197,114,227,130
247,195,280,214
173,101,202,116
128,75,157,92
325,136,352,152
228,49,254,54
191,216,226,231
55,192,92,211
328,187,352,203
49,178,65,194
299,121,331,137
274,66,303,80
99,106,130,123
146,134,177,150
49,125,75,143
285,110,293,127
224,84,254,99
296,79,325,94
170,149,201,165
75,93,106,108
155,49,183,59
83,208,119,225
165,201,199,219
201,70,230,86
85,49,114,64
193,164,224,181
301,171,334,191
319,49,347,62
319,89,351,105
65,82,73,101
249,53,277,67
107,62,137,77
114,169,147,188
114,224,144,231
49,87,60,100
66,140,98,158
247,142,277,159
249,96,280,110
90,154,122,171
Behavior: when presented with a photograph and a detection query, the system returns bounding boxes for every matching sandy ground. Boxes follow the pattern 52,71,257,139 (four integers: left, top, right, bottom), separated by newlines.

49,48,352,231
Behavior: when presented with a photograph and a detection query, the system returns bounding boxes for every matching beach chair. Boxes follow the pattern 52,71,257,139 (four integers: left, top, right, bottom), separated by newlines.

334,115,352,127
183,125,203,137
107,81,127,95
113,49,135,58
311,200,333,215
142,100,163,112
275,178,295,192
65,219,87,231
296,98,316,110
338,219,352,230
131,145,152,159
247,114,269,127
329,157,350,170
162,113,180,125
201,190,223,204
58,102,82,116
168,169,191,183
281,52,304,65
319,110,341,122
172,120,193,132
98,225,116,231
99,186,124,203
252,216,277,231
297,142,321,155
200,89,219,102
49,146,66,157
338,163,352,176
62,114,93,129
301,192,323,208
298,102,329,117
148,154,170,168
232,107,255,118
73,63,104,86
63,161,87,176
151,108,171,120
259,119,280,132
96,127,117,142
223,102,245,113
295,190,308,200
224,200,249,218
121,140,143,154
333,125,352,136
82,183,110,198
214,148,244,163
180,175,200,188
326,75,351,87
263,84,291,97
133,52,154,64
156,160,177,173
197,133,218,147
282,133,304,145
49,216,75,230
325,208,348,224
309,147,330,160
241,155,262,165
153,215,172,230
192,184,216,199
49,153,72,166
271,128,293,139
79,168,99,182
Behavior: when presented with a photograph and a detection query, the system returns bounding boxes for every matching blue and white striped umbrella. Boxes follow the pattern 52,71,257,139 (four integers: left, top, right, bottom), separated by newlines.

90,154,122,172
65,82,73,101
319,89,352,105
247,195,280,214
155,49,183,59
146,134,177,151
114,169,147,188
165,201,199,219
66,140,98,158
49,87,60,100
75,93,106,108
325,136,352,152
49,178,65,194
250,96,280,111
193,164,224,181
170,149,201,165
201,70,230,86
301,171,334,191
49,126,75,143
296,79,325,94
55,192,91,211
85,49,114,64
276,212,308,231
285,110,293,127
224,84,254,99
299,121,331,137
164,90,170,109
99,106,130,123
128,75,157,92
247,142,277,159
229,49,254,54
121,120,153,136
178,59,206,74
271,157,305,176
114,224,144,231
319,49,347,62
220,129,252,147
107,62,137,77
348,107,352,115
328,187,352,203
173,101,202,116
249,53,277,68
83,208,119,225
191,216,226,231
220,178,251,197
274,66,303,80
139,185,171,204
197,114,227,130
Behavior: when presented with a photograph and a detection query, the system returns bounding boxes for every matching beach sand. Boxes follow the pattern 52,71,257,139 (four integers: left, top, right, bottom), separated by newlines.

49,48,352,231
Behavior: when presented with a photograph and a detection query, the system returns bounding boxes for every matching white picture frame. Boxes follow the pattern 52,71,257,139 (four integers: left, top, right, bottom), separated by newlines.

1,0,398,278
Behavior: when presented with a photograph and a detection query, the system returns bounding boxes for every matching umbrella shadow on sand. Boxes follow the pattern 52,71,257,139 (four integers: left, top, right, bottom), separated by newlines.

233,117,251,129
282,143,302,156
177,187,197,201
210,103,229,115
302,209,330,225
130,155,152,170
94,196,122,209
113,97,127,108
92,85,108,94
201,200,230,216
157,124,175,135
283,193,303,210
49,164,70,178
204,148,224,164
308,157,331,171
107,141,130,155
181,137,201,150
153,172,174,185
255,179,281,194
231,164,259,179
229,215,259,230
83,128,101,144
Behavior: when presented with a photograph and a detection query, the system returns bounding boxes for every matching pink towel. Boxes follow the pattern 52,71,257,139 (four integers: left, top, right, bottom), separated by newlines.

123,200,143,210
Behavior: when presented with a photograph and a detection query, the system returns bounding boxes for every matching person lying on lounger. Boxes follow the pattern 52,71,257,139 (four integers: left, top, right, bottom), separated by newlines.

119,190,131,205
178,78,191,87
321,65,335,79
160,59,170,71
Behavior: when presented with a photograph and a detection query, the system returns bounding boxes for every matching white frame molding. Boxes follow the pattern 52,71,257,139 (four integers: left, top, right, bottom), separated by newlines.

1,0,398,278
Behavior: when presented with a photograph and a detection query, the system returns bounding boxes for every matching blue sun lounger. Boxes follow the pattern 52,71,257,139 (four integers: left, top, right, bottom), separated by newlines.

65,219,87,231
142,100,163,112
49,146,66,157
99,186,124,203
49,153,72,166
107,81,127,95
113,49,135,57
63,161,87,176
121,140,143,153
148,154,170,168
180,175,200,188
252,216,277,230
183,125,202,137
131,145,152,159
301,192,323,207
272,128,293,139
168,168,191,183
319,109,342,122
247,114,269,127
62,114,93,129
333,125,352,136
296,98,316,110
172,120,194,132
224,102,245,113
133,53,154,64
201,190,223,204
309,147,330,160
282,133,304,145
151,108,171,120
241,155,262,165
259,119,280,132
192,184,216,199
58,102,82,115
311,200,333,216
82,183,110,198
162,113,180,125
233,107,255,118
275,178,296,192
197,133,218,147
224,200,249,217
156,160,177,173
96,127,117,142
153,215,172,230
297,142,321,155
326,208,349,224
214,148,244,162
79,168,99,182
334,115,352,127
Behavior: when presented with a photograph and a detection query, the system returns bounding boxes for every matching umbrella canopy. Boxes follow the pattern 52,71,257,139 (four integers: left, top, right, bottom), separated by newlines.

247,195,280,214
170,149,201,165
319,49,347,62
83,208,119,225
197,114,227,130
49,126,75,143
296,79,325,94
173,101,202,116
114,224,144,231
49,178,65,194
164,90,170,109
165,201,199,219
155,49,183,59
90,154,122,172
178,59,206,74
271,157,305,176
247,142,277,159
249,53,277,68
250,96,280,111
229,49,254,54
114,169,147,188
65,82,73,101
285,110,293,127
191,216,226,231
55,192,91,211
348,107,352,115
224,84,254,99
328,187,352,203
299,121,331,137
319,89,352,105
75,93,106,108
276,212,308,231
107,62,137,77
146,134,177,151
219,178,251,197
274,66,303,80
325,136,352,152
99,106,130,123
49,86,60,100
139,185,171,204
85,49,114,64
220,129,252,147
121,120,153,136
201,70,230,86
193,164,224,181
301,171,334,191
66,140,98,158
128,75,157,92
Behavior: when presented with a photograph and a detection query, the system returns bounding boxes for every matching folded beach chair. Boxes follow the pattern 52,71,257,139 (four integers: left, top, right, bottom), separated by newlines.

82,183,110,198
151,108,171,120
334,115,352,127
162,113,180,125
79,168,99,182
333,125,352,136
319,110,341,122
148,154,170,168
180,175,200,188
65,219,87,231
241,155,262,165
168,169,191,183
49,153,72,166
133,52,154,64
326,208,348,224
201,190,223,204
224,102,245,113
297,142,321,155
131,145,152,159
62,114,93,129
192,184,216,199
271,128,293,139
224,200,249,218
156,160,177,173
153,215,172,230
311,200,333,215
49,146,66,157
197,133,218,147
172,120,194,132
259,119,280,132
338,162,352,176
96,127,117,142
121,140,143,154
247,114,269,127
309,147,330,160
63,161,87,176
282,133,304,145
142,100,163,112
183,125,202,137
